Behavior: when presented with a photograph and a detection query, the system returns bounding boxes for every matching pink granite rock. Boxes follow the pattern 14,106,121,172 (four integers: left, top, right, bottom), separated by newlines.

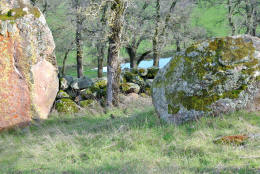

0,0,59,130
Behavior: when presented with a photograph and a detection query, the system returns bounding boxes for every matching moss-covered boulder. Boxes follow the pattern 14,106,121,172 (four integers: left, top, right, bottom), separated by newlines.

152,35,260,124
55,99,80,113
121,83,140,94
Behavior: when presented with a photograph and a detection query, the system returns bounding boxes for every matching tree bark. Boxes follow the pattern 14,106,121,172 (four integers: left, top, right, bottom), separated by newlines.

176,39,181,52
137,50,152,65
106,0,126,107
153,0,160,67
245,0,253,35
126,46,137,69
61,48,71,76
252,6,258,36
97,44,105,78
228,0,236,35
75,0,84,78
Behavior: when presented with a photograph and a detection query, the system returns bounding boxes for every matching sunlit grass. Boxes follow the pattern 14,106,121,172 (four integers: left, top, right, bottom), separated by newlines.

0,104,259,173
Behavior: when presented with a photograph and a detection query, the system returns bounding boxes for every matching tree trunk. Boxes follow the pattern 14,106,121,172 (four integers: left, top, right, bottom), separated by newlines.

176,39,181,52
228,0,236,35
106,0,126,107
153,0,160,67
245,0,253,35
75,2,84,78
97,44,105,78
126,47,137,69
252,7,257,36
137,50,152,66
61,48,71,76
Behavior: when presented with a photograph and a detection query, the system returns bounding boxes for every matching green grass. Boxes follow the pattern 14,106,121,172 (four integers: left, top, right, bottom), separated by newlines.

62,65,106,78
192,3,230,37
0,103,259,173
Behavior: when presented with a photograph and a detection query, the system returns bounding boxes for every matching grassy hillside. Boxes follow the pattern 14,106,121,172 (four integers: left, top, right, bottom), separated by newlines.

0,97,259,174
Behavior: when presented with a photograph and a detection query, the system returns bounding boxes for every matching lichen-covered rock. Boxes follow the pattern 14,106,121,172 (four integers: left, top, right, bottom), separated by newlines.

147,67,159,79
121,83,140,94
0,0,58,130
81,88,95,100
55,99,79,113
123,71,145,88
152,35,260,124
56,90,70,99
71,76,93,90
137,68,148,77
92,77,107,90
66,88,78,99
60,75,73,90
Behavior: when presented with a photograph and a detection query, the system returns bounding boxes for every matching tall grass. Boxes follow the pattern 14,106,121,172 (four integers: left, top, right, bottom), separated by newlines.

0,104,259,174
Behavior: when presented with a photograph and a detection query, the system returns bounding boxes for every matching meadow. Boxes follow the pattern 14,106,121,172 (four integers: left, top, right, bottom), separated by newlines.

0,97,259,174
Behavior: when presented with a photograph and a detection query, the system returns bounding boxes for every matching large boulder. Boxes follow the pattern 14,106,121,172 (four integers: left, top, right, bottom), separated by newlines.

0,0,59,130
152,35,260,124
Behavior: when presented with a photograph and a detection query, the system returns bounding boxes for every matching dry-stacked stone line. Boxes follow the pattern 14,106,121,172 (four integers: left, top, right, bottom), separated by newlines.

0,0,59,130
152,35,260,124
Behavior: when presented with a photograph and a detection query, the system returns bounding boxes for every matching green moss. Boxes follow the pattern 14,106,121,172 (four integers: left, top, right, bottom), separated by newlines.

30,7,41,18
55,99,79,113
181,37,257,82
121,83,131,93
165,56,182,79
0,7,41,21
167,85,247,112
57,90,70,99
93,80,107,89
80,100,95,108
147,67,159,79
0,8,26,21
168,105,180,114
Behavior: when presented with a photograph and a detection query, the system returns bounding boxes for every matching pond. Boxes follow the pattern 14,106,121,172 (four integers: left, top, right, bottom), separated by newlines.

99,57,172,73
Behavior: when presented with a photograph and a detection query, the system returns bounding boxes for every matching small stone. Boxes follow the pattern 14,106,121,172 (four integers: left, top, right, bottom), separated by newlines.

56,90,70,99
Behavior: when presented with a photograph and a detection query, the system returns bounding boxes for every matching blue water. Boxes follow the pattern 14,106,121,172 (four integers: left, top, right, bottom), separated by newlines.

99,57,172,73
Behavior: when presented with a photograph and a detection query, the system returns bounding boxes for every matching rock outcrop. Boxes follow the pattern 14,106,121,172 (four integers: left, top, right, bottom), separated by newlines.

152,35,260,124
0,0,59,130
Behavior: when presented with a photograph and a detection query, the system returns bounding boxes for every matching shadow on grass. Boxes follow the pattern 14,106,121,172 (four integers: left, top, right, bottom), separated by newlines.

3,108,164,137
